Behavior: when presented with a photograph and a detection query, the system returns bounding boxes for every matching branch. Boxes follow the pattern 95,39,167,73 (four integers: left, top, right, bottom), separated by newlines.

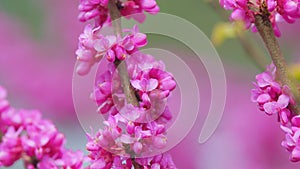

108,1,142,168
108,0,139,107
22,154,38,169
254,13,300,114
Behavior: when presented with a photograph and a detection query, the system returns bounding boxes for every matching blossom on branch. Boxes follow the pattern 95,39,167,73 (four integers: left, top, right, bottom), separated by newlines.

220,0,300,36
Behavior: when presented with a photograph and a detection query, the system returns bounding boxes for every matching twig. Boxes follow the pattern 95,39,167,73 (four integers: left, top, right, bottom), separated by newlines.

108,0,139,107
22,154,38,169
108,0,142,168
254,13,300,114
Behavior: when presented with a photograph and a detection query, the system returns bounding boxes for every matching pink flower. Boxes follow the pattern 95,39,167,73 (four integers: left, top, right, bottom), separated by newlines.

86,130,131,169
78,0,159,26
76,25,148,75
92,64,115,114
86,125,176,168
94,35,118,62
0,127,23,167
37,156,59,169
93,26,148,63
78,0,109,24
263,94,292,124
131,77,158,108
252,64,300,162
0,85,86,167
21,120,65,160
131,78,159,93
255,72,281,93
128,55,176,108
1,109,22,129
76,25,101,75
251,63,296,124
281,115,300,162
135,153,177,169
55,150,85,169
37,150,85,169
220,0,254,28
120,0,160,23
123,25,148,50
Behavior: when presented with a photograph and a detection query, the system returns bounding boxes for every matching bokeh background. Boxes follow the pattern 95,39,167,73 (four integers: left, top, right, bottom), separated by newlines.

1,0,300,168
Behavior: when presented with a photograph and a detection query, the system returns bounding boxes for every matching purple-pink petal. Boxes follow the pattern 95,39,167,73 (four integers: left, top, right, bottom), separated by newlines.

263,101,279,115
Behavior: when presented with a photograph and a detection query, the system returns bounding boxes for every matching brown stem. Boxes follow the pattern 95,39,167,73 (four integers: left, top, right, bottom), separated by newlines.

254,13,300,114
254,14,288,84
108,0,139,107
108,0,122,36
207,0,268,70
132,159,142,169
22,154,38,169
108,1,141,168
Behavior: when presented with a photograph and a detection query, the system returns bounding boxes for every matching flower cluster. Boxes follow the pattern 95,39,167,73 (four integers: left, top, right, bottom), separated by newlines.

220,0,300,36
85,112,176,168
281,115,300,162
0,86,85,168
76,0,177,168
251,64,300,162
87,34,177,168
251,64,295,124
76,25,147,75
85,139,176,169
78,0,159,26
135,153,177,168
93,51,176,115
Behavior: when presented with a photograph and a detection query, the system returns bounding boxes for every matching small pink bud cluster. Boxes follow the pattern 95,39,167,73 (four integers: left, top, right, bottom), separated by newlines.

78,0,159,26
76,25,147,75
251,64,300,162
220,0,300,36
0,86,85,168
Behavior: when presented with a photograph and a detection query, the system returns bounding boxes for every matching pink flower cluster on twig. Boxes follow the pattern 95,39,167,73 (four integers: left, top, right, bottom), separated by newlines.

220,0,300,36
76,25,148,75
78,0,159,26
0,86,86,168
252,64,300,162
76,0,178,168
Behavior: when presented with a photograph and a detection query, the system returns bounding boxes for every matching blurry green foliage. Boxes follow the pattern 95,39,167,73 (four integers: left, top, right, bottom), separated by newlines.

0,0,45,39
157,0,258,70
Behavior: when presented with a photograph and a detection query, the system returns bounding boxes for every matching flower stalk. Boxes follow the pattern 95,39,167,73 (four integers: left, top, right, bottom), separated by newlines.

254,12,300,114
108,0,142,168
22,154,38,169
108,0,140,107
